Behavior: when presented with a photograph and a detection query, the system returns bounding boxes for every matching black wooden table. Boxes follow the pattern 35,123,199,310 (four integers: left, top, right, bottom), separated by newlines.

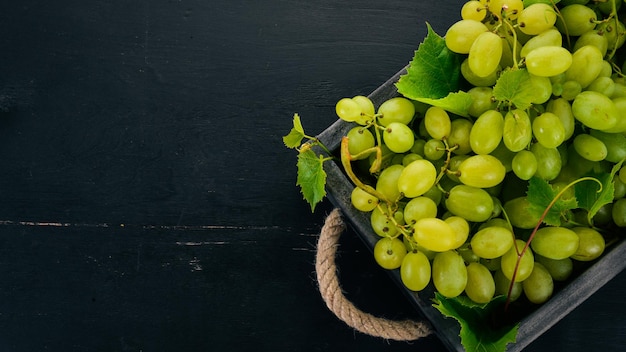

1,1,625,351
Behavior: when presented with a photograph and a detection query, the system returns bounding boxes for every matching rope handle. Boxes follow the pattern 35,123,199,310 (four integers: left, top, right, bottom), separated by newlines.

315,208,433,341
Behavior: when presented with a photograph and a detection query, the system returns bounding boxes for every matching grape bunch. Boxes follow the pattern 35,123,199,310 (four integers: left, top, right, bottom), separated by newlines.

336,0,626,306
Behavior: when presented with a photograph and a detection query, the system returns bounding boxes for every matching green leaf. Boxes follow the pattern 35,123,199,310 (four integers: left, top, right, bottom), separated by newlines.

526,176,578,226
575,159,624,224
434,294,518,352
296,149,327,212
283,113,306,148
396,23,470,117
493,68,535,110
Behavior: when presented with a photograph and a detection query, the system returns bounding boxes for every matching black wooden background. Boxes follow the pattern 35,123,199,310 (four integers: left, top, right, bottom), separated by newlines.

1,1,625,351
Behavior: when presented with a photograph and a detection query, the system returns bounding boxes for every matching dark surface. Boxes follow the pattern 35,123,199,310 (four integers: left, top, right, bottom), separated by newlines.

1,1,626,351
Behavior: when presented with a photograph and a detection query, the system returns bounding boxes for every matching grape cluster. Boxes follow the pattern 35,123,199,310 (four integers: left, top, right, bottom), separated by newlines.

337,0,626,305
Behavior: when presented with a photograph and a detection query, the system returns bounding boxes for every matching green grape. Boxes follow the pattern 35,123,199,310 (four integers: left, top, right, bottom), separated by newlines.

377,97,416,126
401,251,431,292
464,262,496,304
555,4,597,37
489,0,524,20
374,237,407,270
531,142,562,181
597,0,621,15
613,198,626,227
459,246,480,264
589,130,626,163
461,0,487,21
446,155,469,183
468,31,503,78
604,97,626,133
445,19,489,54
520,28,562,58
522,262,553,304
423,139,446,160
445,216,470,250
469,109,503,155
573,134,607,162
467,87,497,118
458,154,506,188
410,138,426,156
503,196,542,229
529,74,553,104
445,185,495,222
424,106,451,140
532,112,565,148
503,109,532,152
531,226,580,260
564,45,604,88
570,227,605,261
423,185,444,205
351,187,379,212
470,226,514,259
587,77,615,97
574,30,609,57
492,140,522,173
335,98,362,122
479,217,512,231
560,80,582,101
525,46,573,77
432,250,468,298
535,254,573,281
546,98,575,140
599,60,613,78
404,196,438,225
518,3,557,35
397,159,437,198
352,95,376,125
376,164,404,201
346,127,375,160
461,58,498,87
620,166,626,184
597,19,626,51
512,150,537,180
448,118,473,155
501,239,535,282
494,269,523,301
402,153,423,166
383,122,415,153
370,206,400,237
414,217,458,252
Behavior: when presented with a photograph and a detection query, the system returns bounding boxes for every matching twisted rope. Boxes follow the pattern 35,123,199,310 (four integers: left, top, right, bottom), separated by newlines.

315,208,433,341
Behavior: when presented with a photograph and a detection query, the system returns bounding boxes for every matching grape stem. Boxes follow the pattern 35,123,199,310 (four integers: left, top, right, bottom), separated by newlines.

340,136,391,204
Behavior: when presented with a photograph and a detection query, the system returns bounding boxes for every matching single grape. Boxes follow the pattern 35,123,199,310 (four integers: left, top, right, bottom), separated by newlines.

467,87,497,117
414,217,458,252
531,142,562,181
555,4,597,37
448,118,473,155
613,198,626,227
531,226,580,260
401,251,432,292
529,74,553,104
377,97,415,126
461,58,498,87
545,98,575,140
520,28,562,58
572,91,619,131
532,112,565,148
573,134,607,161
518,3,557,35
570,227,605,261
351,187,379,212
370,206,400,237
468,31,503,78
457,154,506,188
512,150,538,180
535,254,573,281
375,164,404,201
469,109,503,155
589,130,626,163
461,0,487,21
522,262,553,304
503,109,532,152
432,250,468,298
525,46,573,77
424,106,451,140
383,122,415,153
574,30,609,57
596,19,626,51
494,269,523,301
445,216,470,250
335,98,361,122
445,19,489,54
564,45,604,88
501,239,535,282
374,237,407,270
397,159,437,199
445,184,495,222
620,166,626,184
503,196,542,229
470,226,515,259
587,77,615,98
404,196,438,225
560,80,582,101
423,139,446,160
346,127,375,160
464,262,496,304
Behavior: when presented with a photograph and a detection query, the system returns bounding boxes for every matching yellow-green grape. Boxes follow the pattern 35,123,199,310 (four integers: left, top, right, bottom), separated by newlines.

350,187,379,212
530,142,562,181
377,97,415,126
564,45,603,88
457,154,506,188
402,153,423,166
432,250,468,298
375,164,404,201
602,97,626,133
522,262,553,304
494,269,523,301
525,46,573,77
532,112,565,148
479,217,512,231
374,237,407,270
587,76,615,97
461,59,498,87
423,139,446,161
445,19,489,54
464,262,496,303
370,206,400,237
597,0,621,15
574,30,609,57
613,198,626,227
400,251,432,291
531,226,580,260
520,28,562,58
468,31,503,78
382,122,415,153
573,134,607,161
470,226,515,259
470,109,503,155
351,95,376,125
445,216,470,249
517,3,557,35
467,87,497,117
488,0,524,20
503,109,532,152
446,155,469,183
529,74,553,104
512,150,538,180
448,118,474,155
503,197,542,229
404,196,438,225
461,0,487,21
596,19,626,51
397,159,437,198
589,130,626,163
572,91,619,131
545,98,575,140
335,98,362,122
555,4,597,37
560,80,582,101
570,227,605,261
346,127,375,160
424,106,451,140
414,217,458,252
620,166,626,184
445,185,495,222
535,254,573,281
501,239,535,282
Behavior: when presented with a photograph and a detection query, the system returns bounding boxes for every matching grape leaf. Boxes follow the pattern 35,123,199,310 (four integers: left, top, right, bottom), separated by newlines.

396,23,471,117
493,68,535,110
575,159,624,224
526,176,578,226
296,149,327,212
283,113,305,149
434,293,518,352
